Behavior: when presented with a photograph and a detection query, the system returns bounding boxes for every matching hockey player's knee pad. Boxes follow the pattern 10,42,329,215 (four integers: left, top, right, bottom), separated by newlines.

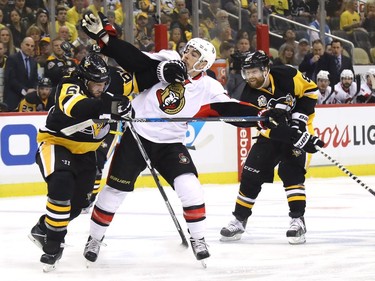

278,164,305,187
174,173,204,207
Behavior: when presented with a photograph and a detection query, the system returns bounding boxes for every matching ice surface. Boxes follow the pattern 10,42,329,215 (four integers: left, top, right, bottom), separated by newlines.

1,176,374,281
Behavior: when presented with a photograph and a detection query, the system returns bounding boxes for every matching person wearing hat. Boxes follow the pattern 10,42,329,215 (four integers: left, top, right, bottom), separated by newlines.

34,8,50,37
135,11,152,42
294,38,311,65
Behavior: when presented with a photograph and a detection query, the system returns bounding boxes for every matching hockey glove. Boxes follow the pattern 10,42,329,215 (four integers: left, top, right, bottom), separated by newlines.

97,12,118,37
290,112,308,132
257,108,290,130
81,11,107,41
115,99,134,120
157,60,188,83
293,131,324,153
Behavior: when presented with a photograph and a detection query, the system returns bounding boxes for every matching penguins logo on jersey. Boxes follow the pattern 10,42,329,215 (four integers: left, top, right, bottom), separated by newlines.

267,94,296,111
292,148,303,157
257,95,268,107
156,83,186,114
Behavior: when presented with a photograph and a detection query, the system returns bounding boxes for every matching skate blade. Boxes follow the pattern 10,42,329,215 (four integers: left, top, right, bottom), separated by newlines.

42,262,58,273
200,260,207,269
288,234,306,245
219,234,242,242
28,234,43,249
86,260,95,268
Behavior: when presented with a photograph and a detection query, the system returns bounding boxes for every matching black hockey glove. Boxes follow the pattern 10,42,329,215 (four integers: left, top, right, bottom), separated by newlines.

290,112,308,132
293,130,324,153
257,108,290,130
111,98,135,120
157,60,188,83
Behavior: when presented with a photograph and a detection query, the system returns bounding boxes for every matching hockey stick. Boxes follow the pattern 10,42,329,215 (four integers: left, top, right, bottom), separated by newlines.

125,121,189,248
315,146,375,196
322,85,336,104
346,74,362,104
61,116,266,136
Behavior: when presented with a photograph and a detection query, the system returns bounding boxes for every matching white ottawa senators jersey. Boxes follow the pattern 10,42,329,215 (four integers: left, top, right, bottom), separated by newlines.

132,73,233,144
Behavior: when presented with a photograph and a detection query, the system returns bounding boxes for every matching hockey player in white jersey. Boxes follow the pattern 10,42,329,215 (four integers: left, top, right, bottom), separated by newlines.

332,69,358,104
80,11,288,265
316,70,333,104
357,68,375,103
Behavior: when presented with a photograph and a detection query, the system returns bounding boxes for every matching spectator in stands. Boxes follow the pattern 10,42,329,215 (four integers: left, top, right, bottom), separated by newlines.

362,0,375,45
357,68,375,103
72,44,88,65
160,0,175,16
330,39,354,85
280,29,298,52
332,69,358,103
137,0,156,14
0,41,7,68
0,9,6,29
0,0,11,25
72,24,94,49
340,0,363,36
243,10,258,36
55,5,78,43
17,76,54,112
316,70,333,104
33,8,50,38
0,26,19,56
138,35,155,52
272,43,296,66
226,38,251,99
176,40,187,57
294,38,310,65
211,22,234,59
299,39,336,84
326,0,345,18
7,9,27,48
44,37,77,89
134,12,152,42
67,0,85,27
107,10,123,39
222,0,250,29
249,33,257,52
171,8,193,43
35,36,51,67
169,26,183,51
26,25,42,58
198,21,211,41
4,36,38,111
325,43,332,55
57,25,71,42
87,0,104,16
202,0,221,24
14,0,35,29
171,0,187,21
291,0,313,21
308,8,332,46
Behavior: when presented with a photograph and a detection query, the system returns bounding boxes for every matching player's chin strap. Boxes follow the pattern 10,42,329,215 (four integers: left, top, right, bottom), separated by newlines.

256,68,270,90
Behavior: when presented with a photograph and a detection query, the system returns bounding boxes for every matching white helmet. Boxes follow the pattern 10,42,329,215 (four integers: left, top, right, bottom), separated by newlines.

184,37,216,72
366,68,375,76
317,70,330,80
340,69,354,79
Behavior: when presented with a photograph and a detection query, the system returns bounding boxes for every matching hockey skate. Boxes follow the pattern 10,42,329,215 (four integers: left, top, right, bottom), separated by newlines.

190,237,210,268
286,216,306,245
28,221,47,249
40,242,64,273
220,218,247,241
84,236,106,264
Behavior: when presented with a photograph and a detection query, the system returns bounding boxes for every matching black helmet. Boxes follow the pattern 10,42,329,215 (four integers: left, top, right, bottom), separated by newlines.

38,77,52,88
241,50,270,71
89,44,101,54
78,53,109,83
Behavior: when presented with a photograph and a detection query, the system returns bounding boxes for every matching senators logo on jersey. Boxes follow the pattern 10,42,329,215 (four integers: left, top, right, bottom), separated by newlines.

156,83,186,114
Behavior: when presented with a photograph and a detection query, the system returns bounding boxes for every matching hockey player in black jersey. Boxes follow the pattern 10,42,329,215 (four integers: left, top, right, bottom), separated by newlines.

17,77,54,112
220,51,324,244
28,50,188,272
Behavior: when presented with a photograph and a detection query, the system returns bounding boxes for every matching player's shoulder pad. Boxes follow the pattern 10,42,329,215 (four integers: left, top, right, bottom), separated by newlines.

143,49,181,61
270,64,298,78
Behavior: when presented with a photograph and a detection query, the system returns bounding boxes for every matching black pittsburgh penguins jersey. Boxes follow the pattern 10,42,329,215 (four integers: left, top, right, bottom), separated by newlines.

37,75,109,154
240,65,318,136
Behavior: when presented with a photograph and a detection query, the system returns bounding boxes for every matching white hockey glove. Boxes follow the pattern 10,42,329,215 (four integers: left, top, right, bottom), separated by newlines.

81,11,107,41
293,131,324,153
157,60,188,83
290,112,308,132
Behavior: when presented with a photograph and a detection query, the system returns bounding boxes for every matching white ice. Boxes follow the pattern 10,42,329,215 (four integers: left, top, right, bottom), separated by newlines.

1,176,375,281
